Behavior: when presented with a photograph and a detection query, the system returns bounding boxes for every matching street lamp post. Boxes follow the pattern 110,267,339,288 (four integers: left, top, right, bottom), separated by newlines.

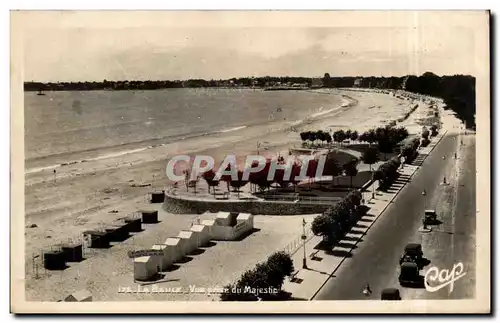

257,142,260,155
301,218,308,269
371,173,376,199
422,190,427,229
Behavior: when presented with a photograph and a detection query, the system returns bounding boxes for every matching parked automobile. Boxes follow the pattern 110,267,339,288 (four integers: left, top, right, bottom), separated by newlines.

423,209,438,225
381,288,401,300
399,262,420,287
399,243,424,266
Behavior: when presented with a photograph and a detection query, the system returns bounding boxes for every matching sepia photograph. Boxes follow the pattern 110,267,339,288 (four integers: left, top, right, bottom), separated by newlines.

10,10,490,313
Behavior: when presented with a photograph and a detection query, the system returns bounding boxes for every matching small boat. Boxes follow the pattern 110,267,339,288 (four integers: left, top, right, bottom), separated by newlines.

37,89,46,96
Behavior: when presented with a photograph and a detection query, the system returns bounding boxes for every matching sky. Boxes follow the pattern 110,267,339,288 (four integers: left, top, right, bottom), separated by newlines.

17,11,487,82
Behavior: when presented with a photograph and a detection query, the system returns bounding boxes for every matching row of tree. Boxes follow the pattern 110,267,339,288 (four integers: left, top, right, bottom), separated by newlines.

300,129,361,147
373,157,402,190
200,155,362,196
311,190,363,244
323,73,475,129
400,138,421,164
300,125,409,153
220,251,294,301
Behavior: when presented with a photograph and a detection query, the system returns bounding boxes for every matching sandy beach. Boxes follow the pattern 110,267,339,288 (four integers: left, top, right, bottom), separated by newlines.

24,89,430,270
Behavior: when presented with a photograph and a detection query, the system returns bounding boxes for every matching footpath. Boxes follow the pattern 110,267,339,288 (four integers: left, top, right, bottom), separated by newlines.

282,130,447,300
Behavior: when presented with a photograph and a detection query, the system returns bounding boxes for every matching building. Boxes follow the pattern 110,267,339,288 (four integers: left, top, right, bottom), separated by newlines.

353,78,363,88
311,78,323,88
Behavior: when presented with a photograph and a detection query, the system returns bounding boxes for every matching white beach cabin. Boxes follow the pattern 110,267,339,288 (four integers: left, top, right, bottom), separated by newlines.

165,237,183,263
177,230,198,254
190,224,210,246
63,289,92,302
201,219,216,239
151,244,171,270
235,213,254,235
215,212,231,226
133,256,156,281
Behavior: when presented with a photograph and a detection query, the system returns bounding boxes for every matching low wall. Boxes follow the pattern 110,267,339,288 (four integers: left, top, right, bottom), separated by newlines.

163,192,331,215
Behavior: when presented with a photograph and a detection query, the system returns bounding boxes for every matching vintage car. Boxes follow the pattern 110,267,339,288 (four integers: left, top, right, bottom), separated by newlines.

399,243,423,265
423,209,438,225
380,288,401,300
398,262,420,286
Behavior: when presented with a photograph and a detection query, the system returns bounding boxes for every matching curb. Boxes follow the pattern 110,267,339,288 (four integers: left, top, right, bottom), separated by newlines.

308,130,448,300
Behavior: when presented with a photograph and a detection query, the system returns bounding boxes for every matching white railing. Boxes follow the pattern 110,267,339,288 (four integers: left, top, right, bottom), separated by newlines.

282,222,314,256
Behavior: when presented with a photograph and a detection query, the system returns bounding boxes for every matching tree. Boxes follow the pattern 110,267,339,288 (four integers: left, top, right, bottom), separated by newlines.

422,129,430,140
202,169,219,197
421,138,431,147
342,158,359,189
219,164,235,193
350,130,359,141
322,154,342,179
430,124,439,136
345,130,352,141
325,132,332,145
267,251,294,278
305,158,319,188
333,130,347,145
230,170,249,198
312,213,336,242
309,131,317,146
361,146,380,172
220,283,255,301
345,190,362,210
249,159,273,192
266,251,294,291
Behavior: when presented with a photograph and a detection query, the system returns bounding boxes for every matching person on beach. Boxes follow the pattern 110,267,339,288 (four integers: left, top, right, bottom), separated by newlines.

363,284,372,296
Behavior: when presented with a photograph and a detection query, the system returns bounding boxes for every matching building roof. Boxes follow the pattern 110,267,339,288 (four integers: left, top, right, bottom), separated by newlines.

237,213,252,220
165,237,181,246
152,244,167,250
190,224,206,232
178,231,194,239
134,256,150,263
201,219,215,226
216,212,231,219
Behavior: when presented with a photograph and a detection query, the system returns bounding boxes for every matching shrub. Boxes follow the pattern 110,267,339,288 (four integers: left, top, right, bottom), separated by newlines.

430,124,439,136
421,138,431,147
221,251,294,301
374,157,401,190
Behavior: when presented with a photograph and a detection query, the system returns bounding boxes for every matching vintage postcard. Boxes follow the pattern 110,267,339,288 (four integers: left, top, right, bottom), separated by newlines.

10,10,490,314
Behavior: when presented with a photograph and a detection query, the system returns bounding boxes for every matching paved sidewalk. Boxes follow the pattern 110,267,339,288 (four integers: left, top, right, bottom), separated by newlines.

282,131,447,300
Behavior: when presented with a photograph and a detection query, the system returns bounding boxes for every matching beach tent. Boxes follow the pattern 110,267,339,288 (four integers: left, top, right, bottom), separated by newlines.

165,237,183,262
190,224,210,246
133,256,156,281
215,212,231,226
63,289,92,302
177,230,198,254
